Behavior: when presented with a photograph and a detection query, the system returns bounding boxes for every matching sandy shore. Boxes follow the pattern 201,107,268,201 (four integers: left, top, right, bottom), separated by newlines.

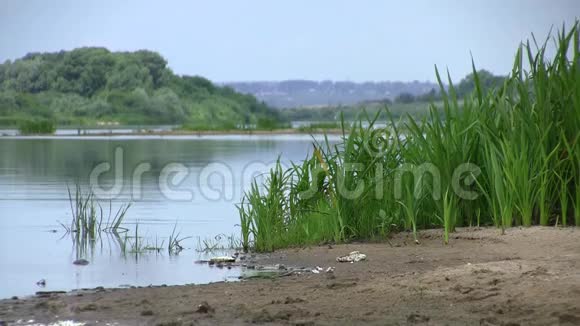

1,227,580,325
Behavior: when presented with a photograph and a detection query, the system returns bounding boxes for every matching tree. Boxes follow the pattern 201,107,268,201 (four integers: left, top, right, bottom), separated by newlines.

107,63,153,91
416,88,440,102
151,88,186,123
134,50,167,87
395,92,416,104
79,51,115,96
0,91,17,114
457,70,506,98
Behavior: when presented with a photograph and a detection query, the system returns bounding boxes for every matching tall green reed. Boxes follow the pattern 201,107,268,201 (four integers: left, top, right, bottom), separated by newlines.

238,22,580,251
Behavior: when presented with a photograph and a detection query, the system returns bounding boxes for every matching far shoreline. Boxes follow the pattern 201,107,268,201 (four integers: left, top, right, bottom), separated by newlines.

0,128,346,138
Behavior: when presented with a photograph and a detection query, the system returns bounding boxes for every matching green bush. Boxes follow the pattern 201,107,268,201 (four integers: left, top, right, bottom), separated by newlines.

18,119,56,134
0,116,22,126
256,117,289,130
181,121,239,131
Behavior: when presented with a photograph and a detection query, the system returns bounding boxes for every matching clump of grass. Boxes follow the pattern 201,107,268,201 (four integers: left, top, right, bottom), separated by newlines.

61,185,130,259
126,222,145,254
195,234,242,252
63,187,196,257
116,222,194,258
168,223,191,255
18,118,56,135
238,159,290,251
239,22,580,251
120,222,191,256
63,185,130,239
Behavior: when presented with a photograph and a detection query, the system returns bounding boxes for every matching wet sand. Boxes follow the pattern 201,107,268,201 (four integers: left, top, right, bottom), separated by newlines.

1,227,580,325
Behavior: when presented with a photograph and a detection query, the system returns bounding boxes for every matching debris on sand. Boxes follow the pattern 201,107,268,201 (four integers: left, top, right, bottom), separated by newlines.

312,266,336,274
196,301,215,314
209,256,236,263
336,251,367,263
141,309,154,316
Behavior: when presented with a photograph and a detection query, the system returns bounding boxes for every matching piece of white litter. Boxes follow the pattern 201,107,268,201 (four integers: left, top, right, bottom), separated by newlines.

49,322,87,326
312,269,320,274
23,321,87,326
209,256,236,263
315,266,323,271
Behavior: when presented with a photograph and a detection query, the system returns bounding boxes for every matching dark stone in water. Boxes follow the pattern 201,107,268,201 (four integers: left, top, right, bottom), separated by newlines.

73,259,90,266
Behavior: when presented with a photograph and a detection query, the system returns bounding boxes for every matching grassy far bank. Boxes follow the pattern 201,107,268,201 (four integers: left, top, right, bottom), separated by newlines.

0,48,502,134
238,23,580,252
281,101,436,122
0,48,283,129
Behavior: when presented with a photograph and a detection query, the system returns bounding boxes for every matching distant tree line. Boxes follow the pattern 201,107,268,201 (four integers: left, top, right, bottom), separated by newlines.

283,70,507,122
0,47,280,127
392,70,506,104
226,80,437,108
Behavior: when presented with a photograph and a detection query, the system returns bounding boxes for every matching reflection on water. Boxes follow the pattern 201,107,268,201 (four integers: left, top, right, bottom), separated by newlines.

0,134,340,298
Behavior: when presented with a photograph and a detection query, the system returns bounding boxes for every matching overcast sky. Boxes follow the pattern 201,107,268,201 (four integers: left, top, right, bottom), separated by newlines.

1,0,578,82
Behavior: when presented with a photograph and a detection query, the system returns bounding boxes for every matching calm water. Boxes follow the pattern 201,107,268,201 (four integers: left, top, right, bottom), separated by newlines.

0,134,339,299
